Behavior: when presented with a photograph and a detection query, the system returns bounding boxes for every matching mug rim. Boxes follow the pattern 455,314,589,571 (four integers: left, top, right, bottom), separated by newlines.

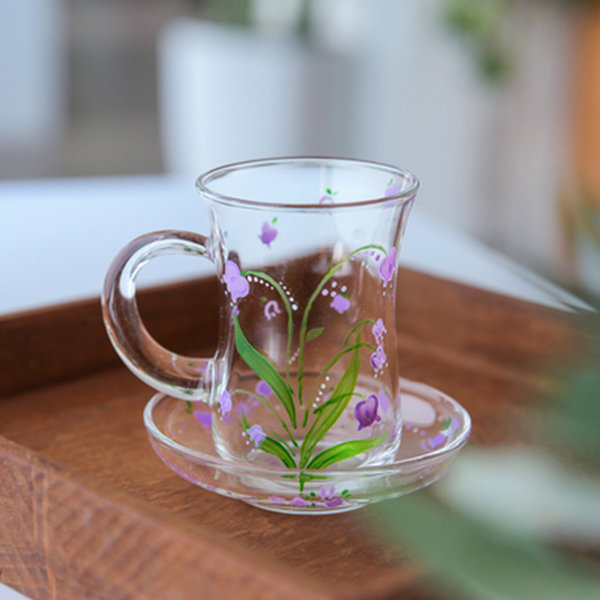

195,156,419,211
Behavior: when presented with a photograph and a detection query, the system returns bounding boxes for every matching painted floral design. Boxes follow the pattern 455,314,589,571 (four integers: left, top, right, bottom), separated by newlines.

264,299,281,320
247,424,266,446
268,487,351,508
379,246,397,286
258,218,278,248
223,242,396,493
224,261,249,301
385,178,400,197
219,390,232,418
372,318,386,340
370,345,387,372
193,410,212,431
255,380,273,398
319,187,337,204
330,294,350,314
355,394,381,430
378,389,390,414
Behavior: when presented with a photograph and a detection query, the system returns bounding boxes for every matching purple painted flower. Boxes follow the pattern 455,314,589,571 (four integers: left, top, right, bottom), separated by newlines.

385,180,400,197
219,390,232,417
319,187,337,204
427,433,447,449
330,294,350,314
247,424,266,446
264,299,281,321
290,496,309,507
372,318,386,341
354,394,381,431
324,497,345,508
379,247,397,286
320,485,336,500
193,410,212,431
224,260,249,302
378,389,390,414
370,345,387,372
259,221,278,248
255,380,273,398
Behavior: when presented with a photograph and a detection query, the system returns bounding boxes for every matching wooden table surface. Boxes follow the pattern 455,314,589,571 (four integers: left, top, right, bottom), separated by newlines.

0,268,583,600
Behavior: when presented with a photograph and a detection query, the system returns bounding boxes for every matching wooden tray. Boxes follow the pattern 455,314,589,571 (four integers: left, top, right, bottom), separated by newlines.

0,268,581,600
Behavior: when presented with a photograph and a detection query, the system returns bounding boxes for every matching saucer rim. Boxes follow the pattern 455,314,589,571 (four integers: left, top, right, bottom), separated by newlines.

143,377,472,477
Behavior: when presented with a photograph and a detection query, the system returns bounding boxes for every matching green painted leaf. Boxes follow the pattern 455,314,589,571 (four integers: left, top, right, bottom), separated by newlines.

320,342,375,377
313,391,360,415
306,434,386,469
233,314,296,427
441,418,452,430
306,327,324,343
297,244,385,403
259,436,296,468
300,334,362,468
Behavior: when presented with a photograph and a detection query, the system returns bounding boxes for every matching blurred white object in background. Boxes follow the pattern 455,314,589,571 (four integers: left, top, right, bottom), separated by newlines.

0,0,67,176
157,17,349,177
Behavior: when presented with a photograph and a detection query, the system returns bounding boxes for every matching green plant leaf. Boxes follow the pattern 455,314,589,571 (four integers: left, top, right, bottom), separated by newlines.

299,334,362,467
259,436,296,468
306,434,386,469
306,327,324,342
233,314,296,428
370,492,600,600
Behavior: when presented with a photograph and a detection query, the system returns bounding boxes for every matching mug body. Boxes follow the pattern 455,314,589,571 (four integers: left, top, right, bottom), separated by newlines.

197,158,418,470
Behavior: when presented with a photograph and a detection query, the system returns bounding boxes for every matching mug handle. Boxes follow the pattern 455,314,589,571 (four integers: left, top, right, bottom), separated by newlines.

102,230,222,402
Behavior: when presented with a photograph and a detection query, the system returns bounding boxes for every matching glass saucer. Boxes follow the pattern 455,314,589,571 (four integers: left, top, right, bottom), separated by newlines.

143,378,471,515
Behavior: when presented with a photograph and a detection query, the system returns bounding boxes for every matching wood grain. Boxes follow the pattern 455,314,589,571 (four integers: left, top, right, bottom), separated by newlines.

0,277,219,399
0,267,587,600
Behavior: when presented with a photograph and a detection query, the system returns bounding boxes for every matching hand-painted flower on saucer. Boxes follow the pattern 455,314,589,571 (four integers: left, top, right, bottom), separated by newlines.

193,410,212,431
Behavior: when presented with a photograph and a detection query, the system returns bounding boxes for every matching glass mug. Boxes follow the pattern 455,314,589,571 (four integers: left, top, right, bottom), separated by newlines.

102,157,418,474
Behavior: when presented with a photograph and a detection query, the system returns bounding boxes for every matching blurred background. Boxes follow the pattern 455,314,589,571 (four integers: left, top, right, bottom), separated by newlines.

2,0,600,299
2,3,600,600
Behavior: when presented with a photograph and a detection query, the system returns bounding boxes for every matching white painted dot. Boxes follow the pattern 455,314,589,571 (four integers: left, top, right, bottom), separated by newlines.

292,304,298,311
331,291,337,297
341,286,347,293
331,281,338,288
322,289,329,296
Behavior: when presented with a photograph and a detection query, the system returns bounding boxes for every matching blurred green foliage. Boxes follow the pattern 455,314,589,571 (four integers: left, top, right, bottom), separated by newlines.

444,0,600,83
369,302,600,599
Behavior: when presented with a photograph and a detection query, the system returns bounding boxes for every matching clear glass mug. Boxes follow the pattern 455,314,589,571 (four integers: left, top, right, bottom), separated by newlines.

102,157,418,473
